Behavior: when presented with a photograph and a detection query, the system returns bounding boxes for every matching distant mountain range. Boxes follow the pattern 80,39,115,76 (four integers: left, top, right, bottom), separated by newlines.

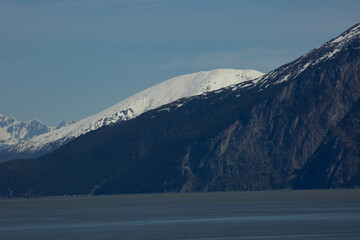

0,115,75,151
0,69,263,162
0,24,359,198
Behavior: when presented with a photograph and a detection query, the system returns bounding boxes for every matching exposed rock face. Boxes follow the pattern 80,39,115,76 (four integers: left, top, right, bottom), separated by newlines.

292,99,360,189
201,48,360,191
0,24,360,197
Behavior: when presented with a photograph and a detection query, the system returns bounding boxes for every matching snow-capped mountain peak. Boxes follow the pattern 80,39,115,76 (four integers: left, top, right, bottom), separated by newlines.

257,23,360,87
1,69,263,161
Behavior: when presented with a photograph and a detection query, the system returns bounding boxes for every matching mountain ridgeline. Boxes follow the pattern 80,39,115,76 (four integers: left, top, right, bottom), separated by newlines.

1,24,360,197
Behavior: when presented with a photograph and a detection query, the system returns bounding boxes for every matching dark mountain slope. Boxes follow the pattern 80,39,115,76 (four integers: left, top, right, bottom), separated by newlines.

1,24,360,197
187,43,360,191
293,98,360,189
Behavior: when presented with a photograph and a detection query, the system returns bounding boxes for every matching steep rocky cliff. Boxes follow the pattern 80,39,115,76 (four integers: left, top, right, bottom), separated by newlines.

292,99,360,189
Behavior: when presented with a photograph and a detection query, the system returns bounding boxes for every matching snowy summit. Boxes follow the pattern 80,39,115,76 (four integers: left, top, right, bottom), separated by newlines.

2,69,264,160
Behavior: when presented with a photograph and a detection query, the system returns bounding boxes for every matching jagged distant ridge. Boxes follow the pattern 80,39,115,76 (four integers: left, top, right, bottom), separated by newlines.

0,114,75,151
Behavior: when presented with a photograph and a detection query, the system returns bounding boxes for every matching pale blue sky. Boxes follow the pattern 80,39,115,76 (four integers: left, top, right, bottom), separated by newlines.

1,0,360,125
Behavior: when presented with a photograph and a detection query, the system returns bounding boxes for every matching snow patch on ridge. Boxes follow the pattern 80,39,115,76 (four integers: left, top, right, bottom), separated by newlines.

330,24,360,44
258,23,360,87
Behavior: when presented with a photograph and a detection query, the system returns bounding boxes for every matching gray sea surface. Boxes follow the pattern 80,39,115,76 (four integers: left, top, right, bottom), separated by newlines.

1,190,360,240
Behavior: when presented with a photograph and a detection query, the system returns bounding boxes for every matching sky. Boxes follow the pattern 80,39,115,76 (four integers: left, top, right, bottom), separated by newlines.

1,0,360,126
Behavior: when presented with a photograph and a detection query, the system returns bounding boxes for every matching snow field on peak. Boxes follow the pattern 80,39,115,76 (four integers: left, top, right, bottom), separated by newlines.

12,69,264,153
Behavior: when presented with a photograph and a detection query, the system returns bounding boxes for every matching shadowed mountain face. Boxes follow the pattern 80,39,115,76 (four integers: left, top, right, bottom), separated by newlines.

292,99,360,189
0,24,360,198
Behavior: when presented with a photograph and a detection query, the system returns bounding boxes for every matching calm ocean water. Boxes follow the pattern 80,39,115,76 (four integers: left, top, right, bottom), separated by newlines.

1,190,360,240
